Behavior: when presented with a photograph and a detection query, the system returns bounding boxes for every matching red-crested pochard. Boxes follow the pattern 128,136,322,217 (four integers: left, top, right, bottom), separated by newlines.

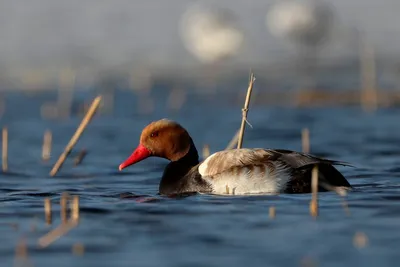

119,119,352,195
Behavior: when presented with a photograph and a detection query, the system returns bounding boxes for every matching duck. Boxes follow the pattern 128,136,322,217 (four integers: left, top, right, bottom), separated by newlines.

118,119,352,195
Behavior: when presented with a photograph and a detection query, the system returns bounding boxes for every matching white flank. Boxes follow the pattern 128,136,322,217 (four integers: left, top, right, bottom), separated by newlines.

204,163,291,195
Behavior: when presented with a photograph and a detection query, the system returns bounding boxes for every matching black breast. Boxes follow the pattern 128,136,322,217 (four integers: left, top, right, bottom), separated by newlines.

159,163,212,196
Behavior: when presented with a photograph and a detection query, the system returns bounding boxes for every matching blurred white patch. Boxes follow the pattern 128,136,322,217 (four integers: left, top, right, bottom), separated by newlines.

266,0,334,46
180,3,243,63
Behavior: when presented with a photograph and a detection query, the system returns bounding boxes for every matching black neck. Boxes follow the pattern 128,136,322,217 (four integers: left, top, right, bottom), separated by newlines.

174,138,199,166
159,139,200,194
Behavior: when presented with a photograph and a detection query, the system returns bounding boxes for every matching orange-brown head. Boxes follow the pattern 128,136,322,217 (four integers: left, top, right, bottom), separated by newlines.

119,119,193,171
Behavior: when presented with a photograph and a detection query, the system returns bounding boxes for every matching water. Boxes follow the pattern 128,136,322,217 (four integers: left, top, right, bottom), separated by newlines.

1,88,400,267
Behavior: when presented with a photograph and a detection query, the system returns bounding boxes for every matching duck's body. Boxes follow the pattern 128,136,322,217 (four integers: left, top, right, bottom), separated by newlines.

158,147,351,195
119,119,352,195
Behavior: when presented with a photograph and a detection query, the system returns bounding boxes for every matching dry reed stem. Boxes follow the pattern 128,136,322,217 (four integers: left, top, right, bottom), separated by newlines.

237,73,255,149
225,129,239,150
317,181,351,215
42,130,52,161
60,193,69,224
225,185,229,194
360,41,377,112
74,149,87,166
14,238,33,267
70,196,80,222
37,219,79,248
2,127,8,172
49,96,102,176
15,238,27,258
38,194,80,248
302,128,310,153
342,198,351,216
44,198,52,225
318,182,348,197
269,206,276,219
72,243,85,255
353,231,368,248
310,165,319,218
202,144,210,158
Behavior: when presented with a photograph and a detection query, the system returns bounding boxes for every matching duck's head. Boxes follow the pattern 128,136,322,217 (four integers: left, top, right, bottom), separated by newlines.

119,119,194,171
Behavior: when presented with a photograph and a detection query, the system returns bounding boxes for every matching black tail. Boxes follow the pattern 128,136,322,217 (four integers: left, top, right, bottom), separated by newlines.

285,163,351,194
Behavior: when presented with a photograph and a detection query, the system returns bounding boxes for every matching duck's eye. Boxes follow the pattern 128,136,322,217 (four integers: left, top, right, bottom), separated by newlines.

150,131,158,138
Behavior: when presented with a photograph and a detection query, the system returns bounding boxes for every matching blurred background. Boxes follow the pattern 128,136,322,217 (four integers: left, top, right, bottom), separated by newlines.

2,1,400,267
0,0,398,103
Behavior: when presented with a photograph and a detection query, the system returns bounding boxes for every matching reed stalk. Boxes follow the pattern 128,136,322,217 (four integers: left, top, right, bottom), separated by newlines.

42,130,52,161
38,219,78,248
71,195,80,222
60,192,69,224
74,149,87,166
50,96,102,176
269,206,276,219
202,144,210,158
302,128,310,153
237,73,255,149
225,129,239,150
44,198,52,225
310,165,319,217
2,127,7,172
